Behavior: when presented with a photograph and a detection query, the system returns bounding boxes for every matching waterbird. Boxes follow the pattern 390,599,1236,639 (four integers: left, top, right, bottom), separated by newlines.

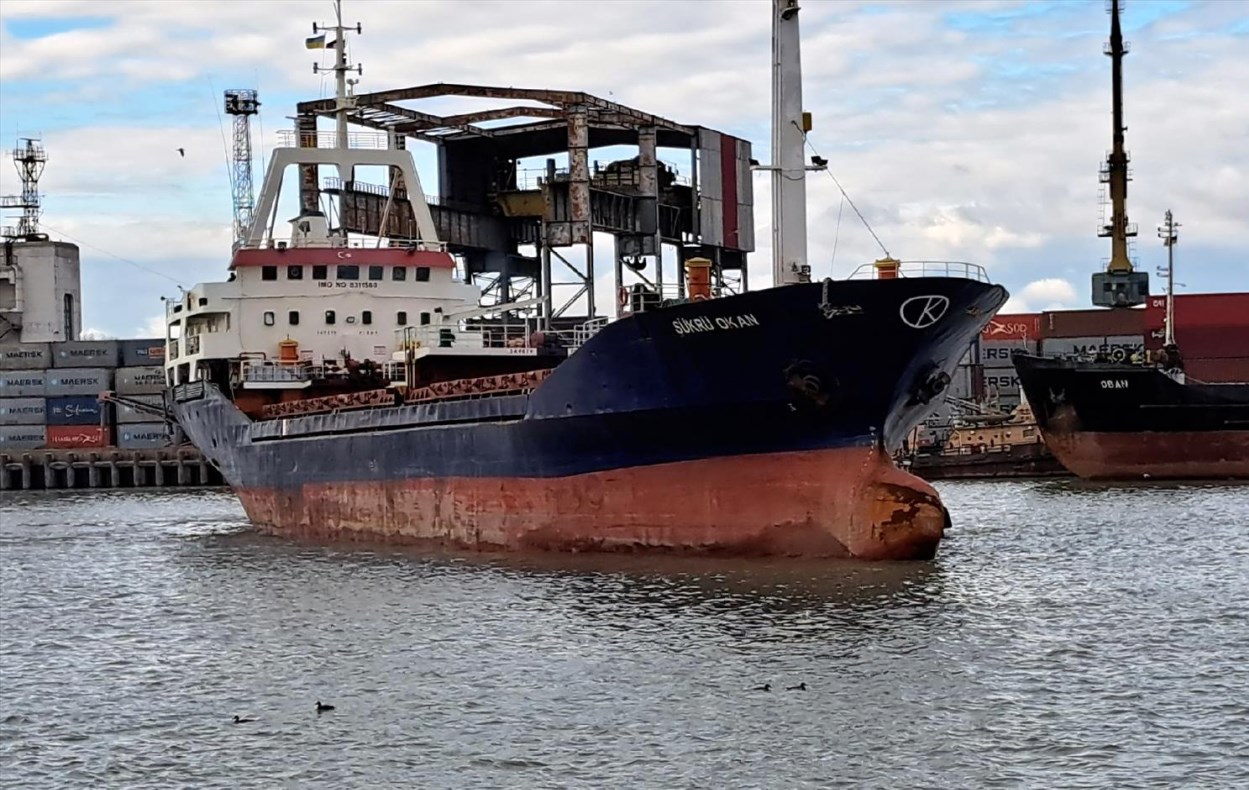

786,683,807,691
176,148,185,157
751,683,771,692
232,715,255,724
316,701,335,713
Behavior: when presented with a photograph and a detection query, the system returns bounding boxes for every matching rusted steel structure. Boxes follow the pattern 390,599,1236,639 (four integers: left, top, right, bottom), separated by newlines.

295,84,755,325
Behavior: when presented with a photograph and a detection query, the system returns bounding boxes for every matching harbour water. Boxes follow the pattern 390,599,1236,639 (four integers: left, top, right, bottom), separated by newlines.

2,481,1247,788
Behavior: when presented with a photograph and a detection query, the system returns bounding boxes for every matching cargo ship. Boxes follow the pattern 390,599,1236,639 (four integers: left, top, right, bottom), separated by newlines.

163,0,1008,560
1014,350,1249,480
1011,2,1249,481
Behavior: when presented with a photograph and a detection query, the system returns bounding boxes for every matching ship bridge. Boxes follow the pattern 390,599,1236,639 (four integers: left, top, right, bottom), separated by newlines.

294,83,755,327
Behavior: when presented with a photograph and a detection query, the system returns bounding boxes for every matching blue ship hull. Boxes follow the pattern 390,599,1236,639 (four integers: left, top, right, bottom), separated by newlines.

172,278,1007,559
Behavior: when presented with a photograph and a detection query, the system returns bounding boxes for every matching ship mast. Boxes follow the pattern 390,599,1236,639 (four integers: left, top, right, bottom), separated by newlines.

1158,210,1179,346
770,0,810,286
313,0,362,150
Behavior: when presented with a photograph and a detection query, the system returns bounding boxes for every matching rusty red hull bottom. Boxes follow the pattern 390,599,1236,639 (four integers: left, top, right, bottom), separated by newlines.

236,447,949,561
1044,429,1249,480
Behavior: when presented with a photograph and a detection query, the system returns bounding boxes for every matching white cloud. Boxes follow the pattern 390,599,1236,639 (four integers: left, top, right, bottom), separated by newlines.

1,0,1246,336
1004,277,1081,314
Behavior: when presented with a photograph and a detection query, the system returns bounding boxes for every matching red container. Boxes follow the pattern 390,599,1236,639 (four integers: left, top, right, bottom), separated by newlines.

45,425,110,449
1174,325,1249,359
1186,357,1249,383
1041,307,1145,339
981,313,1041,341
1171,293,1249,328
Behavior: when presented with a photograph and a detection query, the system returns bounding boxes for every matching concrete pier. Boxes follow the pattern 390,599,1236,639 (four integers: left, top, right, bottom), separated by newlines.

0,447,223,491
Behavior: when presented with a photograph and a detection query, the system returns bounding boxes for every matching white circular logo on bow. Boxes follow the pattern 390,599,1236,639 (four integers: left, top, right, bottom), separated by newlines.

899,295,950,329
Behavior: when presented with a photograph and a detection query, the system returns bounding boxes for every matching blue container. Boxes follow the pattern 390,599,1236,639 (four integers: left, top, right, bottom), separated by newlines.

46,394,106,426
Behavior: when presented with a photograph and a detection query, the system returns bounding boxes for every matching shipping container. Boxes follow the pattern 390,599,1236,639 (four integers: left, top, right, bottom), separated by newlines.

52,340,120,369
119,338,166,368
1169,326,1249,360
0,342,52,371
44,368,111,397
46,424,110,449
0,396,47,425
115,366,165,395
980,339,1040,368
115,395,165,424
1041,335,1144,362
983,370,1022,398
1041,307,1145,339
980,313,1041,342
1146,292,1249,329
0,369,46,398
1187,357,1249,384
0,424,47,450
117,422,172,450
46,394,106,426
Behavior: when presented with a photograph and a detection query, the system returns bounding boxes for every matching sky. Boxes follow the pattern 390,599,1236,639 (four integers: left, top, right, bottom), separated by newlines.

0,0,1246,339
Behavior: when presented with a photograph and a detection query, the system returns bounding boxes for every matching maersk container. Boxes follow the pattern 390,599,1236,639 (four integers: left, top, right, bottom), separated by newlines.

980,339,1039,369
117,422,172,450
119,338,166,368
44,368,111,397
0,425,47,450
115,366,165,395
46,395,106,426
52,340,120,369
0,397,47,425
983,370,1022,399
0,369,46,398
1041,335,1144,362
115,395,165,424
0,343,52,371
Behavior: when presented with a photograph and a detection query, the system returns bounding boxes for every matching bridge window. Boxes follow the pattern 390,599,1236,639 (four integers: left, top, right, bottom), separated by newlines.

397,311,407,325
312,265,327,280
325,310,336,325
368,265,384,281
287,265,303,280
337,264,359,280
261,266,278,281
392,267,407,281
289,310,300,326
415,267,431,282
420,312,431,326
263,311,275,326
362,310,372,325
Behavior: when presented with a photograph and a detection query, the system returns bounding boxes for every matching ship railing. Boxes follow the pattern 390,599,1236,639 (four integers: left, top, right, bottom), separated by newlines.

562,316,609,351
847,260,991,282
244,236,449,253
242,360,316,383
619,283,722,314
276,130,391,149
322,176,441,208
395,319,539,352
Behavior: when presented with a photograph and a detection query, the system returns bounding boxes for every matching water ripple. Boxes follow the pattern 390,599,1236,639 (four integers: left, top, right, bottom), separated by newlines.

1,482,1248,787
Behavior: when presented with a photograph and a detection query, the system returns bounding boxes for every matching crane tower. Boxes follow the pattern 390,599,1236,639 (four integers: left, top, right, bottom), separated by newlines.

224,89,260,247
1091,0,1149,308
1,138,49,240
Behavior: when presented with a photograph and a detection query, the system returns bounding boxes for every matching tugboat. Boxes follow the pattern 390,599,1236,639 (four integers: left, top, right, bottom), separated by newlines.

164,0,1008,560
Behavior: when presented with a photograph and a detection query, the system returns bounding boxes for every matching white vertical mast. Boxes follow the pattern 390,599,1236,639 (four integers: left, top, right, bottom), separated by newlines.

771,0,809,286
313,0,362,150
1158,210,1180,346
